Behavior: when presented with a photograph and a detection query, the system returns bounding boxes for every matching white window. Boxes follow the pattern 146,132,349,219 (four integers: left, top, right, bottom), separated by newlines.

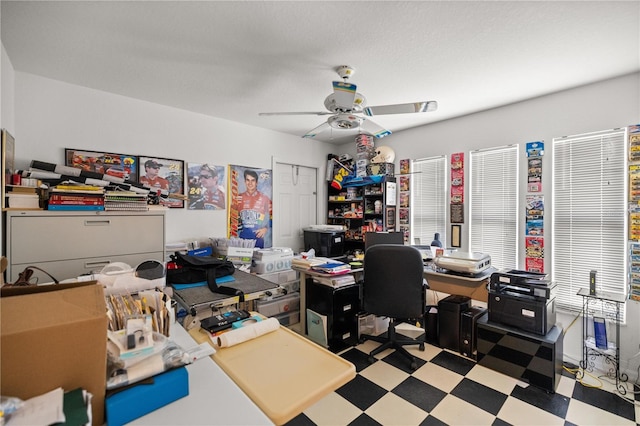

552,128,627,316
411,156,447,246
469,145,519,270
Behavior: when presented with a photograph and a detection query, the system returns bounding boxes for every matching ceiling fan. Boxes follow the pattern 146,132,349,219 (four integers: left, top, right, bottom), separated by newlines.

259,65,438,139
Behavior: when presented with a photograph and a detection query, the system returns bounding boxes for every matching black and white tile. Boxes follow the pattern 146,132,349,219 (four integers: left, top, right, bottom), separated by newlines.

286,338,639,426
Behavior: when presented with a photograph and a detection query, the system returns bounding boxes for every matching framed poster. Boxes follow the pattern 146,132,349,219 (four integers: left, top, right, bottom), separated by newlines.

228,165,273,248
187,162,227,210
450,203,464,224
451,224,461,248
385,181,397,206
386,207,396,230
65,148,138,181
2,129,15,209
138,156,185,208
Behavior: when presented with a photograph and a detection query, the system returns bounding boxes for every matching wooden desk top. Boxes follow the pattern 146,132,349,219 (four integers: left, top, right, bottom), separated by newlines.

190,323,356,425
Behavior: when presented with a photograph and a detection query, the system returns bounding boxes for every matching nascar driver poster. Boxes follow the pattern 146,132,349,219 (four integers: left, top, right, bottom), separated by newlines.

228,165,272,248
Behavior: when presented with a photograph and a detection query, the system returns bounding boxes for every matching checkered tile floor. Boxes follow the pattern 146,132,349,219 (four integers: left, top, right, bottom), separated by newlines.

285,338,640,426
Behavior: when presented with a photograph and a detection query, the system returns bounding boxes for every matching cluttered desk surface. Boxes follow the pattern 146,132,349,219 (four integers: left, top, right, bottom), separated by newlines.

173,269,279,314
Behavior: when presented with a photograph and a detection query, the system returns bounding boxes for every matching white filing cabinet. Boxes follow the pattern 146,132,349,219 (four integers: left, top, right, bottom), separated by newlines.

4,210,165,283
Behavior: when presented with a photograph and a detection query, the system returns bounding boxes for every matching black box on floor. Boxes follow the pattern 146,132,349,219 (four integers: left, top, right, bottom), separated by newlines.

476,314,563,393
437,295,470,352
460,306,487,359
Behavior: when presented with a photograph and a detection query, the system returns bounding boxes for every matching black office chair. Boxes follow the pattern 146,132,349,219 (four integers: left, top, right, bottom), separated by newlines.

360,244,427,370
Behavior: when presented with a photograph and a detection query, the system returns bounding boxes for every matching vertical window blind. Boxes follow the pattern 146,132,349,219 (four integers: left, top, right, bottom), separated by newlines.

469,145,519,270
411,156,447,246
552,128,627,316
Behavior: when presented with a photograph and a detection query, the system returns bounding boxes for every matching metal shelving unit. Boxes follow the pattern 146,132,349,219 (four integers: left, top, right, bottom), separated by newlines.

577,288,628,394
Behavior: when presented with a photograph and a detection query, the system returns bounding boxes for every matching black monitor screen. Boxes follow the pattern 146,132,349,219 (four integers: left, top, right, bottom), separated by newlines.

364,232,404,252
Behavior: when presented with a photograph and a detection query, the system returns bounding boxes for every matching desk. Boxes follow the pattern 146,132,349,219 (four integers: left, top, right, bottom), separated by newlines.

292,266,363,336
423,267,496,303
173,270,279,316
189,322,356,425
131,324,272,425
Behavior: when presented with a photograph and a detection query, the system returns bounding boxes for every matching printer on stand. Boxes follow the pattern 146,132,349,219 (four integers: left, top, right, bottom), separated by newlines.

487,269,557,335
479,269,564,393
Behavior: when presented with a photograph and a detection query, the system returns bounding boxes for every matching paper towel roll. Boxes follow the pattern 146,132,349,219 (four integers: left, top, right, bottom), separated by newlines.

217,317,280,348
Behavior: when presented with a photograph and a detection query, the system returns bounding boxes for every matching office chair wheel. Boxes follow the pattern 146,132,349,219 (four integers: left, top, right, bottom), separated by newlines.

368,356,376,364
419,343,425,351
410,361,417,370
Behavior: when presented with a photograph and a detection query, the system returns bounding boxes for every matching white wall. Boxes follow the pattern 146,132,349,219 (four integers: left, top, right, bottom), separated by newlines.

12,72,335,243
1,43,15,132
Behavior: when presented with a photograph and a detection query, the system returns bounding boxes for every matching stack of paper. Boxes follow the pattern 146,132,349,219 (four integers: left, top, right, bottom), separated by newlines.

313,274,355,288
311,261,351,274
291,256,335,270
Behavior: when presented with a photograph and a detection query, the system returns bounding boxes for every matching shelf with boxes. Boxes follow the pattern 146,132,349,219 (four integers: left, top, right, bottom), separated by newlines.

326,177,396,255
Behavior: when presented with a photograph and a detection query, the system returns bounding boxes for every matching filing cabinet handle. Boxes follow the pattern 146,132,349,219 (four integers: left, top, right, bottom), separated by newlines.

84,219,111,226
85,260,111,270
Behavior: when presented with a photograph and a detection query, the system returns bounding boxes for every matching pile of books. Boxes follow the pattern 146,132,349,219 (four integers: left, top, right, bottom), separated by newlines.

48,184,105,211
104,191,148,211
5,184,41,209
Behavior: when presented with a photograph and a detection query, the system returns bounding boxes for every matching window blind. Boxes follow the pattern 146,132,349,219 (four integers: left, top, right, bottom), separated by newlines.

469,145,519,270
552,128,627,316
411,156,447,246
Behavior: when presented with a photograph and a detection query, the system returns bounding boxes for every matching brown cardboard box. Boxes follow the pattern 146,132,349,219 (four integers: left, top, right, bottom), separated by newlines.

424,270,489,302
1,282,107,425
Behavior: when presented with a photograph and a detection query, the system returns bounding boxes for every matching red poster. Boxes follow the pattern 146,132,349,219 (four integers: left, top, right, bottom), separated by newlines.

450,152,464,204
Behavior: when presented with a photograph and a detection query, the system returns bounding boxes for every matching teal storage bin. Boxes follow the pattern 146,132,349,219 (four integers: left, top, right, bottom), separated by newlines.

106,366,189,425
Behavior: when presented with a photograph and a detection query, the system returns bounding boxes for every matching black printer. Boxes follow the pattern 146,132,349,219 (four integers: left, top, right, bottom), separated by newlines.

488,270,557,335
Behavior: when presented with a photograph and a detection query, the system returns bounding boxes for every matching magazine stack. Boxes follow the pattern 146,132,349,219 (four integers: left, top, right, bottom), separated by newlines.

104,191,148,211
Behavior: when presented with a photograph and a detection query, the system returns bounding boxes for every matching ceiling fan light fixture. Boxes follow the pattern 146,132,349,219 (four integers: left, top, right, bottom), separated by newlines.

328,114,362,130
259,65,437,140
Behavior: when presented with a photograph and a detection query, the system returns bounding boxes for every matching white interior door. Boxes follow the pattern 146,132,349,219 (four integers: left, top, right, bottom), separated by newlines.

273,161,317,253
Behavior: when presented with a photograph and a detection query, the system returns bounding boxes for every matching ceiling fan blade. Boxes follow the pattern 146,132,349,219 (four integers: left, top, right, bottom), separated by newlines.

259,111,333,116
332,81,357,110
363,101,438,116
302,121,331,139
360,117,392,139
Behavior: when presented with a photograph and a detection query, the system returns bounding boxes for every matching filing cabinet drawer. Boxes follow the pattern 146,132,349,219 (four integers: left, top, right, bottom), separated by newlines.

9,252,165,283
9,213,164,263
5,211,165,282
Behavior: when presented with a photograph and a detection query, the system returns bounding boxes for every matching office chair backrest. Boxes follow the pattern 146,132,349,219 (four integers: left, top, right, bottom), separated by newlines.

364,231,404,252
363,244,425,319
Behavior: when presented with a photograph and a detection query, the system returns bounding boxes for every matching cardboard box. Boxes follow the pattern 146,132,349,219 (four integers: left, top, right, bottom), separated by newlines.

424,271,489,302
105,366,189,426
0,282,108,425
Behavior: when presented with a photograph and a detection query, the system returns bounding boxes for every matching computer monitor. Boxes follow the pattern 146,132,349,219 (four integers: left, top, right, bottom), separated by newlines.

364,232,404,252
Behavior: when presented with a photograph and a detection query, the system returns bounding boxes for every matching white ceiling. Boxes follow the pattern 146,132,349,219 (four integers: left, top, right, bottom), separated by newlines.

2,1,639,145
